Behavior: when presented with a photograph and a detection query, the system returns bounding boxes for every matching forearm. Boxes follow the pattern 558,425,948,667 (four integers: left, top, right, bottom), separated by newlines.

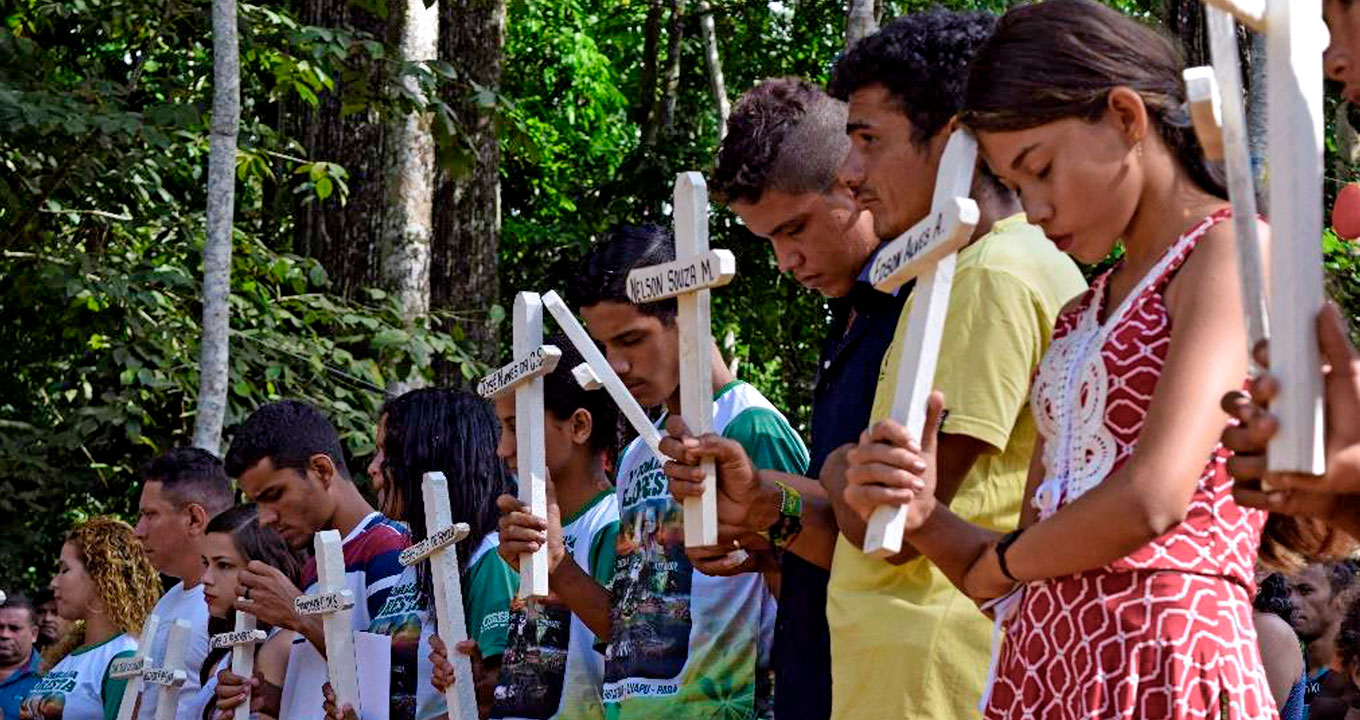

904,501,1001,593
1003,473,1171,583
820,462,868,548
292,615,327,658
759,471,837,570
548,557,612,640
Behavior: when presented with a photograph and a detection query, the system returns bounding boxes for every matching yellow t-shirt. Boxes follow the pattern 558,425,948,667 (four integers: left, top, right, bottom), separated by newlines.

827,214,1086,720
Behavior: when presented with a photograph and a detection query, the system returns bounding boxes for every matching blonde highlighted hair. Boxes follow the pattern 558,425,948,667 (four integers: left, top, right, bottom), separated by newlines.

43,516,161,668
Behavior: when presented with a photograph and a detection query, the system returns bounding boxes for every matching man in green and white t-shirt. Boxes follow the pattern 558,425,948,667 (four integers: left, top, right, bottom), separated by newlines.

544,224,807,720
490,335,622,720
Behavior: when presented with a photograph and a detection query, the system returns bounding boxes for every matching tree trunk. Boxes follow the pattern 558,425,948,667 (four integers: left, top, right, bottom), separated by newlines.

194,0,240,453
845,0,876,49
696,0,729,139
431,0,506,376
646,0,685,145
382,0,439,324
291,0,389,299
636,0,665,130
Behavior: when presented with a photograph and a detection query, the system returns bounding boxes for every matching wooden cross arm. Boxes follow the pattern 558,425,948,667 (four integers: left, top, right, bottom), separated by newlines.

400,522,471,567
624,249,736,303
869,197,980,294
477,345,563,399
109,657,147,679
1184,66,1226,162
294,589,355,615
142,669,188,688
1201,0,1267,31
210,629,267,649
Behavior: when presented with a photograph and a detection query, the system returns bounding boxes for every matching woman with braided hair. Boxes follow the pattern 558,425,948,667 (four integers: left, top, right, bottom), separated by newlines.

21,516,161,720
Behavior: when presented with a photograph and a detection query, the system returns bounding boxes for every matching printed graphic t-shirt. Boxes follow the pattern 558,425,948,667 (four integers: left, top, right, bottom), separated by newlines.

21,634,137,720
137,582,211,720
493,488,620,720
287,512,410,719
604,381,809,720
367,530,516,720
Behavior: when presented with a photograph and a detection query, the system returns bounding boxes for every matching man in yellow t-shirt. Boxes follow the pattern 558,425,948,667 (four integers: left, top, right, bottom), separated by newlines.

824,11,1087,719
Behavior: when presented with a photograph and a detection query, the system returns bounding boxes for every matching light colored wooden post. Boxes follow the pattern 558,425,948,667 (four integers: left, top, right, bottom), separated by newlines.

625,173,736,547
477,291,562,598
294,530,359,715
111,615,161,720
541,290,669,462
144,619,192,720
210,612,266,720
862,130,981,558
398,472,477,720
1264,0,1327,474
1184,5,1271,354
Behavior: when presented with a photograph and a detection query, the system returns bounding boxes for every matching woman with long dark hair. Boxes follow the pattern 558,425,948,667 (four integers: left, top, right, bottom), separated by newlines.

334,389,515,720
842,1,1345,716
199,505,302,720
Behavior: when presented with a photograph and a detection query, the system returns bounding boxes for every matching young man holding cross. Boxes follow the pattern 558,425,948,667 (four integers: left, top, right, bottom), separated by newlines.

484,335,621,720
220,401,412,720
825,11,1083,718
543,224,807,719
686,76,902,720
133,448,234,720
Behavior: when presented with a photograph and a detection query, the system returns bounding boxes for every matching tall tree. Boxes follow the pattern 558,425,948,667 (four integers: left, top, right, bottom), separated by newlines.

292,0,390,299
432,0,507,371
697,0,729,139
194,0,241,453
382,0,440,325
846,0,876,49
645,0,686,145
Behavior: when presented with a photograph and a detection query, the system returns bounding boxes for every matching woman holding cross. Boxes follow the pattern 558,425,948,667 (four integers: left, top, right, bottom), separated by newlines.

842,1,1341,717
200,505,302,720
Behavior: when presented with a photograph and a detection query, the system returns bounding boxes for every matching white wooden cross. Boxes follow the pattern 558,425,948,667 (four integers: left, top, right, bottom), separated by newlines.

210,611,266,720
625,172,736,547
293,530,359,716
862,129,981,557
111,615,161,720
478,291,562,598
1187,0,1327,475
398,472,477,720
542,290,668,462
143,619,193,720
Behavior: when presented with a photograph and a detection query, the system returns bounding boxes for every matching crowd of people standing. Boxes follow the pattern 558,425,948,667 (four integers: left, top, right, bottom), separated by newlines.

9,0,1360,718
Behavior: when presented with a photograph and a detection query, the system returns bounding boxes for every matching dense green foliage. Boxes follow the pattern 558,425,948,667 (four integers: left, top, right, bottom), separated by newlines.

3,0,1358,593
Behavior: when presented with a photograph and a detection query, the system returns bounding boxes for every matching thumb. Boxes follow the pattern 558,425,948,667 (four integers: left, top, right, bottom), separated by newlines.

921,391,946,455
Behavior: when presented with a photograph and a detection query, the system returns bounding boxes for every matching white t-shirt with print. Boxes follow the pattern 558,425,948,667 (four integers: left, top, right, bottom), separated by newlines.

21,634,138,720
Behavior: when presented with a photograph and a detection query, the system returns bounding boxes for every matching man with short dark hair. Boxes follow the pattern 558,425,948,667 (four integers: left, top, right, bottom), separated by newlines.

553,225,809,720
1290,561,1359,708
704,76,902,720
823,11,1085,719
221,400,411,720
134,447,234,720
0,593,40,720
31,590,68,652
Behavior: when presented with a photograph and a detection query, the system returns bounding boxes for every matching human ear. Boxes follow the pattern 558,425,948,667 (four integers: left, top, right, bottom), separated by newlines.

311,453,338,490
185,503,210,536
570,408,594,446
1105,87,1150,148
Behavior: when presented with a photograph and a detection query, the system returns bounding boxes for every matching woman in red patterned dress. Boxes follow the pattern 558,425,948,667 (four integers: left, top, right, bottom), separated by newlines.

840,1,1323,717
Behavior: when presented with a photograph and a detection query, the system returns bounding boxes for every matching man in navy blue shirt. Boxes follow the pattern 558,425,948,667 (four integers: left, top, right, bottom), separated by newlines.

691,77,907,720
0,593,42,720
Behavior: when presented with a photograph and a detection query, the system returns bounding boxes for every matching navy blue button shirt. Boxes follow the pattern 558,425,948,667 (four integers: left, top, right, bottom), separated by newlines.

773,252,907,720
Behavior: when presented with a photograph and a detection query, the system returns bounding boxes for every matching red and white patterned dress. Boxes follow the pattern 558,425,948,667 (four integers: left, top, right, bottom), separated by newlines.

983,209,1273,719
